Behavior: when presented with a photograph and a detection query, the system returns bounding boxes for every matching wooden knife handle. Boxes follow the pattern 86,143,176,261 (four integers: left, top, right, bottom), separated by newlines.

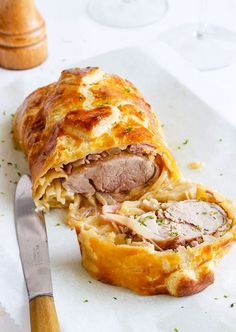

29,296,60,332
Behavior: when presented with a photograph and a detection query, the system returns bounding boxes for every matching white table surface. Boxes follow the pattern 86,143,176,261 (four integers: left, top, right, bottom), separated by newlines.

1,0,236,330
1,0,236,126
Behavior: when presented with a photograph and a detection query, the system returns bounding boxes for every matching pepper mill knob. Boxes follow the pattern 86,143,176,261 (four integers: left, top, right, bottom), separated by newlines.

0,0,48,70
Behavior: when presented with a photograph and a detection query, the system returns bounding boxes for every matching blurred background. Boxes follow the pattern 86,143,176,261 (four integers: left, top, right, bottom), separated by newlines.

34,0,236,68
1,0,236,125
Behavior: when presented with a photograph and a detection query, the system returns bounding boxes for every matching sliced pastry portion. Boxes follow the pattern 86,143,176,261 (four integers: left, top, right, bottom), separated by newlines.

71,182,236,296
13,67,180,211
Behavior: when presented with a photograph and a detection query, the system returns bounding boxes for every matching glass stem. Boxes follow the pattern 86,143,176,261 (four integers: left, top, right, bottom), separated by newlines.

196,0,208,39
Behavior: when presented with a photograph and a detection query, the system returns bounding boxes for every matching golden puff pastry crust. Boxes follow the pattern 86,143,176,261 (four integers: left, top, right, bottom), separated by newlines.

73,182,236,296
13,67,180,210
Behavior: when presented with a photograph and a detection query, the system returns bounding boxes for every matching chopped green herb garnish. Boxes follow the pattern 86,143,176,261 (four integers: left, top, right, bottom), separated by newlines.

214,297,218,300
88,280,92,284
202,212,207,215
224,295,229,298
220,173,223,176
7,162,12,166
169,231,178,237
83,299,88,303
124,87,131,93
17,172,21,177
3,111,6,116
178,139,189,150
230,303,235,308
139,215,155,226
124,127,132,133
161,124,165,128
55,223,60,227
219,138,223,142
113,297,117,300
138,219,147,226
156,219,164,224
174,328,180,332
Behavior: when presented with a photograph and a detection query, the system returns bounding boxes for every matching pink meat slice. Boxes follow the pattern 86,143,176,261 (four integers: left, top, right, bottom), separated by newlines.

128,144,156,155
103,200,229,250
63,152,158,195
161,200,226,233
155,201,228,249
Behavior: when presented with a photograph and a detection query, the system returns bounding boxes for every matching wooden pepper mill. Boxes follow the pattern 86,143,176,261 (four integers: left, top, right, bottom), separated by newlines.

0,0,47,69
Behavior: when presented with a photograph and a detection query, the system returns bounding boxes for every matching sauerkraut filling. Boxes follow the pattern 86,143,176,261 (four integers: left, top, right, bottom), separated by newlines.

77,196,232,252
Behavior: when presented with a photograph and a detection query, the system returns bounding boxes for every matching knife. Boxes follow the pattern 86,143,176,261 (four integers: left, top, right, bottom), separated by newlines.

14,175,60,332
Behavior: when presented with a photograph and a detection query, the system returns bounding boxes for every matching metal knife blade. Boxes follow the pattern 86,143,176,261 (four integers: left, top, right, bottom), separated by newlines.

14,175,53,301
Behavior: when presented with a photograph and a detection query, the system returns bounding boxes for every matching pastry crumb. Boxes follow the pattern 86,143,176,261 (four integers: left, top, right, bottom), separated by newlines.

188,161,204,170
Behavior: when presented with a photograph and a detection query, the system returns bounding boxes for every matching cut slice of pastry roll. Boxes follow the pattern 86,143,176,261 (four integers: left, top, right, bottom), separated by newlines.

71,182,236,296
13,67,180,211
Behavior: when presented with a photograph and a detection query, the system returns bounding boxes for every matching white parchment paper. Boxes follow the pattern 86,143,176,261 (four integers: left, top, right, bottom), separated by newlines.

0,46,236,332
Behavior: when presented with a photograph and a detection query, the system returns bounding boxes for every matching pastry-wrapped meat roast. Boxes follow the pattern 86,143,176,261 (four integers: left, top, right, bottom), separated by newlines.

14,66,236,297
70,181,236,296
14,67,180,211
